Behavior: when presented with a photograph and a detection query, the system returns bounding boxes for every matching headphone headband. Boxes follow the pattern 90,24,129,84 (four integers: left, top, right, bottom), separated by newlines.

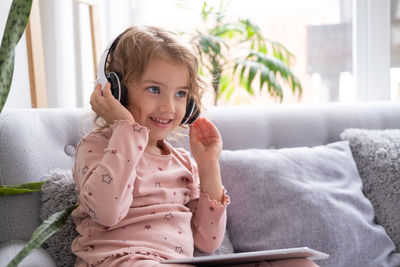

95,31,200,124
95,35,122,89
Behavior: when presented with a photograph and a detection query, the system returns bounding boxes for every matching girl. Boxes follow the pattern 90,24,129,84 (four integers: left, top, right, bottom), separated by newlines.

71,26,318,267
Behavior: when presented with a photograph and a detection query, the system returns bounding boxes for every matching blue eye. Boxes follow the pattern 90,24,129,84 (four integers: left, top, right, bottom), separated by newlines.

147,86,160,94
176,91,187,98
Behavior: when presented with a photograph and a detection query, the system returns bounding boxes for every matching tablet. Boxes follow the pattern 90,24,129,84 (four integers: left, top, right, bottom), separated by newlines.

161,247,329,266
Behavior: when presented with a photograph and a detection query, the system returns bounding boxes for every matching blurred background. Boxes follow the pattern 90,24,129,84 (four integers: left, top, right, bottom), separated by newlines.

0,0,398,109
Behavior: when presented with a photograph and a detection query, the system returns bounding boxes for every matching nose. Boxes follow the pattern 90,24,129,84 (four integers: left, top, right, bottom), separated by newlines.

159,95,175,114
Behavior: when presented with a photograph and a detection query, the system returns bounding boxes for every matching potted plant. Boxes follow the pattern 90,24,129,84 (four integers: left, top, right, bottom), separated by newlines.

185,0,302,104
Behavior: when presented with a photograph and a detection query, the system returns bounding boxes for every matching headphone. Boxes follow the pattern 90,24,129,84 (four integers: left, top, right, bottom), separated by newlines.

95,33,200,125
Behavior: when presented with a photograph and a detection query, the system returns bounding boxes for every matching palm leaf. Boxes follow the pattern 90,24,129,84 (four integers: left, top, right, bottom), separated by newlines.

218,74,235,99
0,0,33,112
234,60,255,95
197,34,227,56
268,39,295,66
7,205,78,267
260,65,283,100
235,55,301,101
0,182,44,195
211,22,244,39
248,51,302,96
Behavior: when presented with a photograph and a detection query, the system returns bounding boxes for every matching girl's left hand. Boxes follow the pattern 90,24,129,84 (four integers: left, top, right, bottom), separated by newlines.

189,117,223,164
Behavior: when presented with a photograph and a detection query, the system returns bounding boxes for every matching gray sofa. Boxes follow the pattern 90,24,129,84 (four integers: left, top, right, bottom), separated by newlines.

1,101,400,267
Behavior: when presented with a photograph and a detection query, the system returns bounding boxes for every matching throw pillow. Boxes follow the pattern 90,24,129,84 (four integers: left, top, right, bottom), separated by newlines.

341,128,400,252
220,141,400,267
40,169,233,266
40,169,78,267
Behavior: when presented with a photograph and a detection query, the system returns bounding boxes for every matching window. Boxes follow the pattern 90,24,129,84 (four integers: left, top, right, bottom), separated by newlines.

74,0,392,106
391,0,400,100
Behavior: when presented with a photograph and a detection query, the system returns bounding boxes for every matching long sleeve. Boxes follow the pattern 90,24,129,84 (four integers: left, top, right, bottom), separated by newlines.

191,190,230,253
183,154,230,254
73,120,149,227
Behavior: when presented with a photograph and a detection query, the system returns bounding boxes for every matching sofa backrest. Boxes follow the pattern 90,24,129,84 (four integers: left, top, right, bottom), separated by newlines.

1,101,400,244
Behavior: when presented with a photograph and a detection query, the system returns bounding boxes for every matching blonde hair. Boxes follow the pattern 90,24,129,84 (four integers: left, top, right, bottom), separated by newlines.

94,26,205,129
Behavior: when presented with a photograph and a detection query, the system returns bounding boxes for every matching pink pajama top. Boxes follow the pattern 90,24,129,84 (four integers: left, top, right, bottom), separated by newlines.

71,119,230,266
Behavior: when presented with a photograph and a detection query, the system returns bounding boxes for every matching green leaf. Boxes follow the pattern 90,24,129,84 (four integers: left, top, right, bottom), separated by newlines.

246,62,257,94
235,58,295,101
0,182,44,195
0,0,33,112
225,82,235,100
218,74,234,97
197,34,227,56
7,205,78,267
211,22,244,39
260,65,283,101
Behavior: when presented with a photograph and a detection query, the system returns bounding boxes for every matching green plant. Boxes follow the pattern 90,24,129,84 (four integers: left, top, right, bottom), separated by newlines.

181,0,302,104
0,182,78,267
0,0,33,112
0,1,77,266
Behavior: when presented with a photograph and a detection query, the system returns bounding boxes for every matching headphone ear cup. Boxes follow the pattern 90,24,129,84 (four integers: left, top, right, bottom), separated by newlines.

181,97,200,125
119,83,128,107
106,72,128,107
106,72,121,99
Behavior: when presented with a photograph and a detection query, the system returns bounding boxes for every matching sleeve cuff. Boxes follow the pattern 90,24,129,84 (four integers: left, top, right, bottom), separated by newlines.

199,188,230,208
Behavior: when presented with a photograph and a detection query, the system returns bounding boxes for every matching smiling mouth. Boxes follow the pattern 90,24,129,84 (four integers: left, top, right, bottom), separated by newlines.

151,117,172,126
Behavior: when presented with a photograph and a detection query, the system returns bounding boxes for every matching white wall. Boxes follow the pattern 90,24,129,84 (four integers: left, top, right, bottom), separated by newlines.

1,0,31,109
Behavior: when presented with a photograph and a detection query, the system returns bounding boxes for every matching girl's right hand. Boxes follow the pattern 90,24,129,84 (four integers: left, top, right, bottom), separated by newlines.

90,82,135,125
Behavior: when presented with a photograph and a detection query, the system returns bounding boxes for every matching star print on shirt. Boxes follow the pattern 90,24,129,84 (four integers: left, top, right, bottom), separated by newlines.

155,182,161,188
82,166,89,175
209,206,215,212
132,124,144,133
111,149,117,154
175,246,183,254
137,145,143,151
164,213,174,220
101,174,113,184
144,224,152,230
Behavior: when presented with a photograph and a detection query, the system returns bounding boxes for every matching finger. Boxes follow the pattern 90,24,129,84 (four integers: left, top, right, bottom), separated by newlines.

192,118,209,140
189,121,204,141
103,82,112,98
90,84,101,105
203,120,220,137
92,83,102,97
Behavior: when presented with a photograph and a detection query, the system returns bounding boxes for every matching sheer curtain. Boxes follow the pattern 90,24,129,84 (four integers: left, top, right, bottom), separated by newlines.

37,0,132,108
29,0,395,108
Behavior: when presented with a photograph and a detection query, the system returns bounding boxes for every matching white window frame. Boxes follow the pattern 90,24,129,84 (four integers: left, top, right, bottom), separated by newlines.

353,0,391,101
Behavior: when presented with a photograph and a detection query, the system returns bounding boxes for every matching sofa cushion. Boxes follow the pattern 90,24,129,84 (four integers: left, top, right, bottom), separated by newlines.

220,141,400,267
341,129,400,252
40,169,234,266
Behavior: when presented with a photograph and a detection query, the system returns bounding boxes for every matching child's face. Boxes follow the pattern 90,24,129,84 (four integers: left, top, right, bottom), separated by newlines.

126,58,190,144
